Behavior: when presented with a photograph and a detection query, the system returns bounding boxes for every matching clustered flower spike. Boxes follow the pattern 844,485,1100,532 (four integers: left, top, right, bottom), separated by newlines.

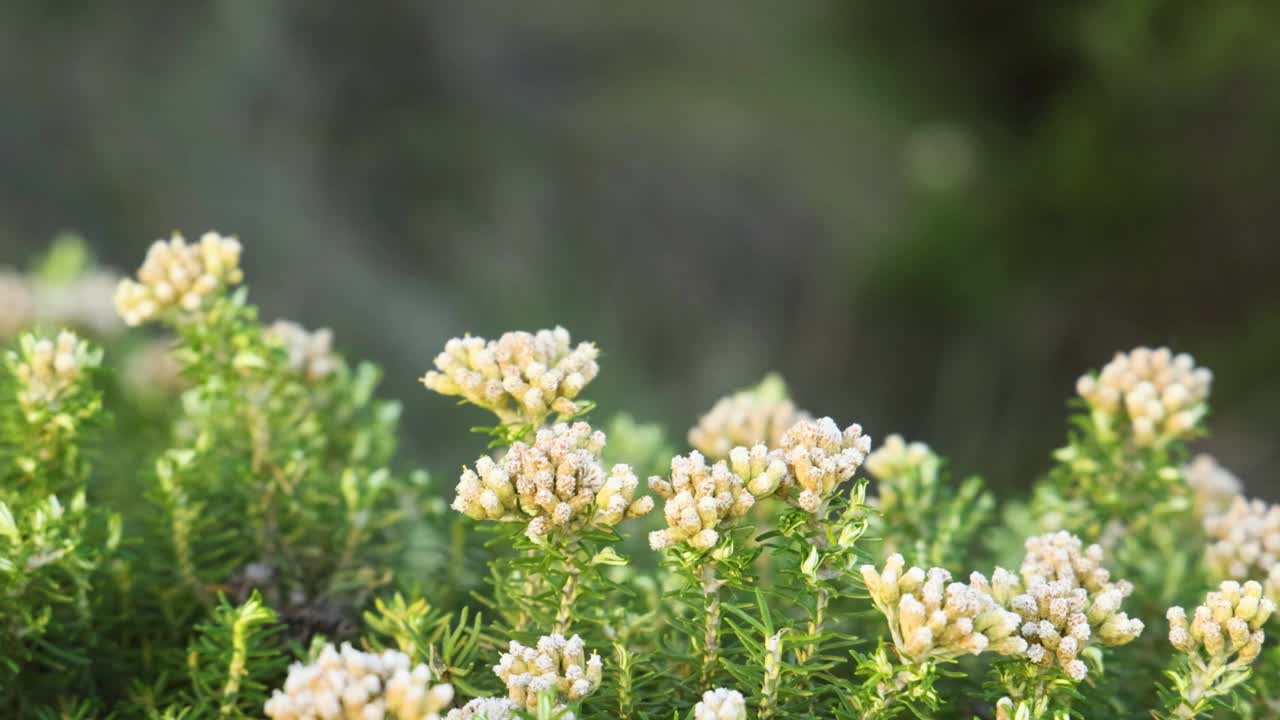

648,446,785,551
114,232,244,326
267,320,340,382
862,555,1027,662
693,688,748,720
452,422,652,539
446,698,520,720
1204,495,1280,603
1183,454,1243,520
993,532,1144,681
264,642,453,720
688,374,809,460
12,331,100,416
778,417,871,513
1075,346,1211,446
422,327,598,426
1168,580,1272,668
493,633,601,713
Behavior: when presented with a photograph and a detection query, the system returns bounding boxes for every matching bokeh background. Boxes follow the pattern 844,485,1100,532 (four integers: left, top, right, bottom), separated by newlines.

2,1,1277,499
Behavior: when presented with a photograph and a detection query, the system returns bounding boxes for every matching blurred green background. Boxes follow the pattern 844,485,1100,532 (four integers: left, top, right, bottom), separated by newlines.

2,1,1277,499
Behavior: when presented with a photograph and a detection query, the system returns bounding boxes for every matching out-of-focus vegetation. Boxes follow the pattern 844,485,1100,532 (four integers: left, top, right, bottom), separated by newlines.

2,0,1277,499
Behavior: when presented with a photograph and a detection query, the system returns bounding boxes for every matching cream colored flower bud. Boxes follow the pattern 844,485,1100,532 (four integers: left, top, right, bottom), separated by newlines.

694,687,748,720
266,320,340,382
1183,455,1243,520
265,643,451,720
1170,580,1271,672
115,232,243,326
494,634,601,712
454,422,650,539
422,327,598,426
688,374,809,461
1204,496,1280,601
446,698,520,719
865,434,939,488
864,557,1026,662
11,330,100,417
778,417,871,514
649,450,760,552
1076,346,1210,445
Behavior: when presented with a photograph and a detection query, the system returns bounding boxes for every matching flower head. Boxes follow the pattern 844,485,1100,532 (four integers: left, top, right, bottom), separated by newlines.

1168,580,1272,669
1183,454,1243,520
114,232,244,326
446,698,521,720
264,642,453,720
647,446,784,551
452,422,651,539
694,687,748,720
1075,346,1211,446
862,555,1027,662
266,320,340,382
1204,495,1279,602
992,532,1144,681
422,327,598,426
0,270,35,338
493,633,601,712
778,417,871,513
11,330,101,417
688,374,809,460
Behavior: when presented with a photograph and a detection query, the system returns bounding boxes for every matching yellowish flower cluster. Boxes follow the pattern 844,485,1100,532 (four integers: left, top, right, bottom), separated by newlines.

1168,580,1272,667
1075,346,1211,445
648,446,786,551
1204,495,1279,602
693,687,748,720
422,327,598,426
993,532,1144,681
688,374,809,460
446,698,519,720
266,320,339,382
1,267,123,339
264,643,454,720
114,232,244,326
452,422,652,539
1183,454,1243,520
862,555,1027,663
12,331,99,416
493,633,602,713
778,417,872,513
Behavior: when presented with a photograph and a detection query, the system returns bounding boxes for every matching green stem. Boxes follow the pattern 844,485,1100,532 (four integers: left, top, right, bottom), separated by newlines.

700,562,722,689
553,552,581,635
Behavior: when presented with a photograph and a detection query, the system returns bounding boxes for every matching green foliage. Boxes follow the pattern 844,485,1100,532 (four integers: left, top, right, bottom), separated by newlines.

1,238,1277,719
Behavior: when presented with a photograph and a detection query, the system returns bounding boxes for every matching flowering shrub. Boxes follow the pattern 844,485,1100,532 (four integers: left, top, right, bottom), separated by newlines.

0,234,1276,719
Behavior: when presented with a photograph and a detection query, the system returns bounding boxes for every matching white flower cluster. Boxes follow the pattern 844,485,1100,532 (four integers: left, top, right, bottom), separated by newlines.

0,267,122,339
1183,454,1243,520
0,270,35,338
647,446,786,551
422,327,598,426
114,232,244,326
778,417,872,513
267,320,339,382
1168,580,1272,668
123,338,185,397
452,422,652,539
862,554,1027,662
264,643,453,720
991,532,1144,681
693,687,748,720
493,633,601,713
446,698,520,720
1075,346,1211,446
1204,495,1280,603
688,375,809,461
12,331,99,416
